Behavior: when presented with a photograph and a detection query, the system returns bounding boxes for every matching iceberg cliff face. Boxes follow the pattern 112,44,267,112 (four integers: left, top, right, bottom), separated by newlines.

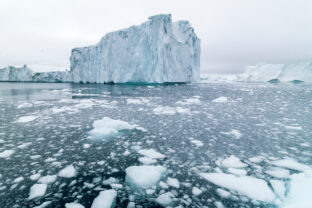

238,62,312,83
32,70,72,82
70,14,200,83
0,65,33,81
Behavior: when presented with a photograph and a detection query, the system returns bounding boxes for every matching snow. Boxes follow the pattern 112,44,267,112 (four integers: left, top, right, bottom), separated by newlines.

282,170,312,208
212,97,228,103
58,165,77,178
38,175,57,184
166,177,180,188
200,172,275,203
88,117,137,138
15,116,38,123
155,192,175,207
65,203,85,208
70,14,200,84
0,150,15,158
237,61,312,83
28,184,47,200
126,165,166,189
91,189,117,208
271,159,311,171
220,156,247,168
137,149,165,159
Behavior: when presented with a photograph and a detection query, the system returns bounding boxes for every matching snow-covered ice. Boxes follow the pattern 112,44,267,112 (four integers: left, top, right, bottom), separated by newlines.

91,189,117,208
58,165,76,178
70,14,200,83
125,165,166,189
28,184,47,200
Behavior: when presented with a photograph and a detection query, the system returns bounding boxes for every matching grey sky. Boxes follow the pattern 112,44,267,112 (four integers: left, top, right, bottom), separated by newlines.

1,0,312,73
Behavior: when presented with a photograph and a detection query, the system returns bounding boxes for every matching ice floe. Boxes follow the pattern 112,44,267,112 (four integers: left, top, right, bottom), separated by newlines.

28,183,47,200
15,115,38,123
200,172,275,203
166,177,180,188
126,165,166,189
65,203,85,208
271,159,311,171
58,165,77,178
155,192,175,207
219,155,247,169
0,149,15,158
91,189,117,208
212,97,228,103
38,175,57,184
137,149,165,159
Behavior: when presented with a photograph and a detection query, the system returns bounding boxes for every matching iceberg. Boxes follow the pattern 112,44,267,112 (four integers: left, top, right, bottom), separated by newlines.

0,65,72,82
237,61,312,83
70,14,200,83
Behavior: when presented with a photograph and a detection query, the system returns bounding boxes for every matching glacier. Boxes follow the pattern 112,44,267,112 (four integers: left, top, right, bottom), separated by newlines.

237,61,312,83
70,14,200,83
0,65,71,82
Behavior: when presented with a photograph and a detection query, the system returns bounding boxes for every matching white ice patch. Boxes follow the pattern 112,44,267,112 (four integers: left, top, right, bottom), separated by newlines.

30,173,41,181
220,156,247,169
13,176,24,183
221,129,242,139
137,149,165,159
28,184,47,200
153,106,190,115
270,180,285,199
58,165,76,178
91,189,117,208
15,116,38,123
176,98,200,105
88,117,140,138
192,187,203,196
0,150,15,158
212,97,228,103
265,168,290,179
200,172,275,203
138,157,157,164
127,98,149,105
65,203,85,208
166,177,180,188
38,175,57,184
189,138,204,147
155,192,175,207
271,159,311,171
126,165,166,189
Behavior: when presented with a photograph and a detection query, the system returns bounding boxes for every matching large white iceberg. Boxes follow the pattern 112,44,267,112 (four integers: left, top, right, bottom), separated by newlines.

70,14,200,83
237,61,312,83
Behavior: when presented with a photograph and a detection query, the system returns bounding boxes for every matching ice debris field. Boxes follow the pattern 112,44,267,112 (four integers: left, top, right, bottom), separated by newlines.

0,82,312,208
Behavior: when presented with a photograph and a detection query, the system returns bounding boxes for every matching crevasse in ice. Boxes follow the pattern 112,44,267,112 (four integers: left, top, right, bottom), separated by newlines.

70,14,200,83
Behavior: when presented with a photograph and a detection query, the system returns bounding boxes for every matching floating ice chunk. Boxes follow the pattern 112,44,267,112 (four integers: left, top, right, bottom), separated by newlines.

176,98,200,105
126,165,166,189
190,139,204,147
220,156,247,169
28,184,47,200
271,159,311,171
270,180,285,199
110,183,122,189
282,170,312,208
58,165,77,178
138,157,157,164
0,150,15,158
103,177,119,185
212,97,228,103
127,98,149,105
13,176,24,183
214,201,225,208
167,177,180,188
15,116,38,123
265,168,290,179
17,102,33,109
216,188,231,198
153,106,176,115
200,172,275,203
137,149,165,159
17,142,32,149
155,192,175,207
38,175,57,184
249,156,263,163
284,126,302,130
127,202,135,208
192,187,203,196
65,203,85,208
221,129,242,139
30,173,41,181
91,189,117,208
89,117,138,138
33,201,51,208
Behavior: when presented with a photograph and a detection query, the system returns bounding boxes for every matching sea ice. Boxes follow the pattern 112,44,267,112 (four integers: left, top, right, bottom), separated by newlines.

265,168,290,179
65,203,85,208
0,150,15,158
220,156,247,169
192,187,203,196
13,176,24,183
167,177,180,188
126,165,166,189
15,116,38,123
212,97,228,103
138,157,157,164
271,159,311,171
89,117,138,138
137,149,165,159
200,172,275,203
91,189,117,208
58,165,77,178
155,192,175,207
28,184,47,200
38,175,57,184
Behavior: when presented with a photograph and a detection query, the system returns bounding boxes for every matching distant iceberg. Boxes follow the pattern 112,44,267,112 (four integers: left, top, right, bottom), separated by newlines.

0,65,71,82
237,61,312,83
70,14,200,83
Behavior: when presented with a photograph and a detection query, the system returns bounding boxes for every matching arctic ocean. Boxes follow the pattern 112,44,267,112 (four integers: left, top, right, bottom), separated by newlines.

0,81,311,208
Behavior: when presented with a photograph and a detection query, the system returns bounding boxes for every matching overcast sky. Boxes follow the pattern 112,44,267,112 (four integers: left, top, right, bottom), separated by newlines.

1,0,312,73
